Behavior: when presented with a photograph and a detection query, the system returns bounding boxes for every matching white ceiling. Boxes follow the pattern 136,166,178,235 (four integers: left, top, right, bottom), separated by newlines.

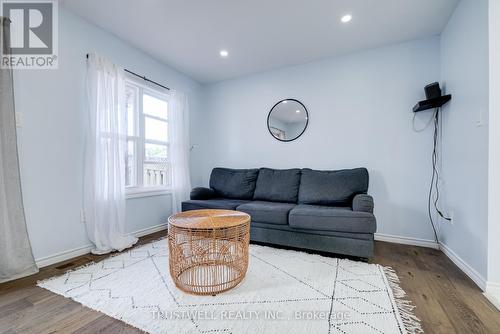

62,0,459,83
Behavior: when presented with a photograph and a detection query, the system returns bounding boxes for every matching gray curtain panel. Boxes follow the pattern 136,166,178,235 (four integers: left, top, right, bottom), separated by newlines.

0,17,38,283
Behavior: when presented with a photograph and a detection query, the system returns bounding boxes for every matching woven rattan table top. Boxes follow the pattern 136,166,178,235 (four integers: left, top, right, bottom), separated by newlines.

168,209,250,229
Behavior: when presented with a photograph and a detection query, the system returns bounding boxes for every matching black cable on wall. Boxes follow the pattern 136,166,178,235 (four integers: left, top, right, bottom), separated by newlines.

427,108,451,244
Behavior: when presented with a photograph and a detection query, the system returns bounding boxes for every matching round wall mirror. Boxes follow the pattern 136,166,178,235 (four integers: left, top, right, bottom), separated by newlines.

267,99,309,142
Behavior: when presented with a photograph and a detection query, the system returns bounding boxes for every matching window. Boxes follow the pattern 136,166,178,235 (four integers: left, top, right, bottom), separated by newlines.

125,79,170,194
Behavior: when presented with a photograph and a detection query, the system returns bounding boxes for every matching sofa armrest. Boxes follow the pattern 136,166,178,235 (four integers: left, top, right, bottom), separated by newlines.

352,194,374,213
190,187,217,200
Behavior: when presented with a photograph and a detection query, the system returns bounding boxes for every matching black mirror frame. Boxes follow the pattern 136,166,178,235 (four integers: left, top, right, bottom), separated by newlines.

267,98,309,142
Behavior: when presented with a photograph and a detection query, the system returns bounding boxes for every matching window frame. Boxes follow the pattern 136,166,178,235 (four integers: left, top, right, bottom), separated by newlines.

125,77,171,198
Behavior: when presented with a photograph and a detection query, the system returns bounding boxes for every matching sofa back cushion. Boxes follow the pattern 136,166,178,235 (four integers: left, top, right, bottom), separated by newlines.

298,168,369,206
253,168,301,203
209,168,259,199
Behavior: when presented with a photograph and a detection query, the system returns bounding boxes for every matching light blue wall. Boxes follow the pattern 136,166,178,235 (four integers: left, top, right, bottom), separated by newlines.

199,37,442,242
14,8,204,261
440,0,489,281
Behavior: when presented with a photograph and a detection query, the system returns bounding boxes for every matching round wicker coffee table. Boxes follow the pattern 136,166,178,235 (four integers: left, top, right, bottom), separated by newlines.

167,209,251,295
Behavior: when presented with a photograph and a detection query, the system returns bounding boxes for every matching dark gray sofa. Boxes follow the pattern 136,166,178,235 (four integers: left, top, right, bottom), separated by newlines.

182,167,376,258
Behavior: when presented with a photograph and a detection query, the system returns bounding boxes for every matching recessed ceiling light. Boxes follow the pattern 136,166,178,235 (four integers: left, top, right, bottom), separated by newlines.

341,14,352,23
282,101,288,104
219,50,229,57
296,110,301,113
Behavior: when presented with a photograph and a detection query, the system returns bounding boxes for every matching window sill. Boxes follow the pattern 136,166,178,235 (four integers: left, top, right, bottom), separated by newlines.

126,188,171,199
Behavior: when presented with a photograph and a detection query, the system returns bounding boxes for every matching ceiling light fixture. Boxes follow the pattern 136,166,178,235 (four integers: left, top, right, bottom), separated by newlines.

219,50,229,57
296,110,301,113
341,14,352,23
282,101,288,104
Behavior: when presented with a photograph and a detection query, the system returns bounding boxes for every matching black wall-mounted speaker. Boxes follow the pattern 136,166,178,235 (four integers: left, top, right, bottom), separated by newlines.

424,82,442,100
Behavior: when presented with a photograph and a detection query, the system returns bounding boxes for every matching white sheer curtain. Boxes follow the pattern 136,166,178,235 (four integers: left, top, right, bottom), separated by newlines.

169,90,191,213
84,53,137,254
0,17,38,282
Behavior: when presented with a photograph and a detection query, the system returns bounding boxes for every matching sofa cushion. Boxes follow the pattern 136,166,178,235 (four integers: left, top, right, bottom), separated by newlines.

182,199,250,211
298,168,369,206
250,222,374,241
209,168,259,200
253,168,301,203
190,187,217,200
289,204,376,234
236,201,296,225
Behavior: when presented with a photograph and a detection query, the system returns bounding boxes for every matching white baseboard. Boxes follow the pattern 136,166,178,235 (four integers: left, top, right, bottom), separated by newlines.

484,282,500,311
131,223,168,238
35,223,168,268
439,242,487,291
374,233,439,249
35,244,93,268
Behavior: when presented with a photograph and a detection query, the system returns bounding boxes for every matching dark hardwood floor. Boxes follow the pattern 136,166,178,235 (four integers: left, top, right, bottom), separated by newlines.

1,231,499,333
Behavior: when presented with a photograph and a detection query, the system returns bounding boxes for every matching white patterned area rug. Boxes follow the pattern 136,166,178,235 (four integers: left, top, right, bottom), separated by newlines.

38,238,423,334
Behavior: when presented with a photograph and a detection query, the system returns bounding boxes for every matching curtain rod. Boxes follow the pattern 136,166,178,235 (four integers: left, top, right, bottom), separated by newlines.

86,54,170,91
